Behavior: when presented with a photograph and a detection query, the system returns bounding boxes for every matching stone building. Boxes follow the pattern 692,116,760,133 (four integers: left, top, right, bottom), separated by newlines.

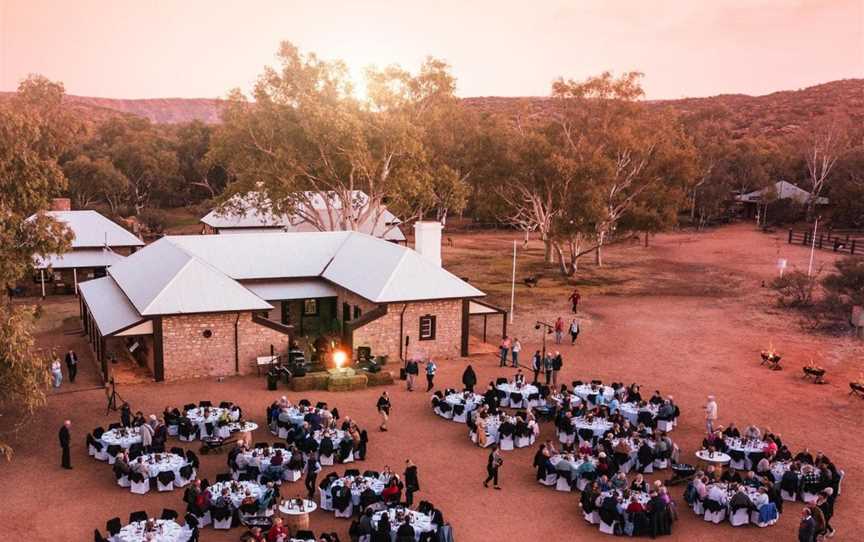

23,199,144,297
78,223,495,382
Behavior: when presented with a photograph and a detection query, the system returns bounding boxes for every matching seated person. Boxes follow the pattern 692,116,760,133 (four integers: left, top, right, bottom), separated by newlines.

649,390,664,406
721,468,742,484
723,423,741,439
743,424,762,441
729,484,756,512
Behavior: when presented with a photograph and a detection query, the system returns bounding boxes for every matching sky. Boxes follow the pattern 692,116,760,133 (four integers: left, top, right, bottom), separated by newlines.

1,0,862,100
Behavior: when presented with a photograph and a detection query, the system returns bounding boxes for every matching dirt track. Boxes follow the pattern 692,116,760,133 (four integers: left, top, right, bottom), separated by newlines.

2,224,861,541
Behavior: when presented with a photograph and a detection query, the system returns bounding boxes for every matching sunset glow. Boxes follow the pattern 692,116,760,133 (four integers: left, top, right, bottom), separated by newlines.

1,0,861,100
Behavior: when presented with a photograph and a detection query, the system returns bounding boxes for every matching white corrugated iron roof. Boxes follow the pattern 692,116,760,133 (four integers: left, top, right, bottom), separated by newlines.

242,279,340,300
78,276,145,335
35,248,126,269
107,238,273,315
201,191,404,240
35,210,144,248
737,180,829,205
104,231,482,315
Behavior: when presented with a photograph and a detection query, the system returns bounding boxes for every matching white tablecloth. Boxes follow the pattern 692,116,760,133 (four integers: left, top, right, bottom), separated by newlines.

114,520,183,542
570,417,613,437
724,438,765,454
496,382,538,397
208,480,265,508
279,499,318,515
237,447,294,471
314,428,348,448
573,384,615,402
372,509,434,541
101,428,142,449
134,453,188,479
330,476,385,506
618,403,659,426
696,450,731,464
276,406,328,427
445,392,484,411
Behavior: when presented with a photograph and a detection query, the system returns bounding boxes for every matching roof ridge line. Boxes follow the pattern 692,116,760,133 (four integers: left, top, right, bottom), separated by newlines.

141,256,195,315
318,231,354,278
375,249,409,301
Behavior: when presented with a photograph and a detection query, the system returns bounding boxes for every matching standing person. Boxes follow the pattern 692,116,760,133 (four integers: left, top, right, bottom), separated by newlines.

425,359,437,392
551,351,563,388
531,351,542,384
120,402,132,427
64,349,79,383
705,395,718,434
483,444,503,490
462,365,477,392
569,318,580,345
139,419,154,452
511,338,522,368
407,359,419,392
58,420,72,469
304,454,321,499
404,459,420,507
498,336,511,367
543,354,553,386
554,317,564,345
50,356,63,388
568,289,581,313
377,391,391,432
798,508,816,542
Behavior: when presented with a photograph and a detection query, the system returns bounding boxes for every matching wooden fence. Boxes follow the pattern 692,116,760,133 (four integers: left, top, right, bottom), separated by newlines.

788,228,864,255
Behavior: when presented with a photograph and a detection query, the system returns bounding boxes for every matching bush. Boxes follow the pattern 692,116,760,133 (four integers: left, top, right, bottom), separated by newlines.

822,257,864,307
771,269,819,307
137,208,169,234
764,199,805,226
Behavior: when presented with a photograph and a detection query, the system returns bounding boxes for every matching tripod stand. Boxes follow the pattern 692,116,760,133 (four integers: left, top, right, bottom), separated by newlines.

105,378,123,415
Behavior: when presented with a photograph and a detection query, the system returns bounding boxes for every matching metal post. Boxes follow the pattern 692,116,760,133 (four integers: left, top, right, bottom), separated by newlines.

40,269,45,298
73,268,78,295
509,240,516,324
808,218,819,277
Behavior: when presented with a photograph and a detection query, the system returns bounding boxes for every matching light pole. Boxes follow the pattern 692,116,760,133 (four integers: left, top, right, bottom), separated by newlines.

534,321,554,360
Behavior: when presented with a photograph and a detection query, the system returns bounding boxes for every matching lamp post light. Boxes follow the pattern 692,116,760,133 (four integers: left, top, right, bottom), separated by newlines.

534,321,554,361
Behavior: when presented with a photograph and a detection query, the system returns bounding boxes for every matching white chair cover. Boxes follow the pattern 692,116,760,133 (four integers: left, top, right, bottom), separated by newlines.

130,478,150,495
729,508,749,527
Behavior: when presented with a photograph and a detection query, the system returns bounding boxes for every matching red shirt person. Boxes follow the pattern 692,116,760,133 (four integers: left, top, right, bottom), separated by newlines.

568,289,581,313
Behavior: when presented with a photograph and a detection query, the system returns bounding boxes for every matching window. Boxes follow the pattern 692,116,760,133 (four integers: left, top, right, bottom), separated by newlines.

419,314,436,341
353,305,362,319
303,299,319,316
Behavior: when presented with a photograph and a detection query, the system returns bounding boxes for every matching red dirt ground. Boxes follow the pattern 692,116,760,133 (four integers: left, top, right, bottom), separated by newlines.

2,224,862,542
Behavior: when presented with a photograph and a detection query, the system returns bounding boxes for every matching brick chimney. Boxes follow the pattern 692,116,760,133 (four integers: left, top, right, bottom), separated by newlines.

413,221,442,266
51,198,72,211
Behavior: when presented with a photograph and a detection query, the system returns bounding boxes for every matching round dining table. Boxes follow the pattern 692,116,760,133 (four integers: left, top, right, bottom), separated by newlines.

100,427,142,450
114,519,183,542
279,498,317,534
695,449,731,466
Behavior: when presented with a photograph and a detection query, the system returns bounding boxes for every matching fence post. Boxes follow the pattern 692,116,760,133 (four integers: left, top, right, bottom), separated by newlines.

852,240,856,255
818,234,823,249
788,229,793,244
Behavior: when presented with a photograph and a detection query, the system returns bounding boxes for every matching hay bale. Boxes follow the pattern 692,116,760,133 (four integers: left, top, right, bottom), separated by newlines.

326,373,368,392
366,370,394,387
291,372,329,392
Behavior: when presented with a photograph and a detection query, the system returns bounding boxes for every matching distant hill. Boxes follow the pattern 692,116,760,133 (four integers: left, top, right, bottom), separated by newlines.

3,79,860,137
463,79,864,139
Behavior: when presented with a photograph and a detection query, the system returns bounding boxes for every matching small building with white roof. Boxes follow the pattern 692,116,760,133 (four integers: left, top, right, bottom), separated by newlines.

23,199,144,296
78,224,493,381
200,190,406,242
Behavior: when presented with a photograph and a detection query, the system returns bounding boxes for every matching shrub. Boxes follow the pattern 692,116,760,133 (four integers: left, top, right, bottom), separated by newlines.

137,208,169,234
821,257,864,311
771,269,819,307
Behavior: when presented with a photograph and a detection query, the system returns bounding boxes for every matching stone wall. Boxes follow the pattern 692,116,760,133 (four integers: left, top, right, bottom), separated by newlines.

161,312,289,380
352,299,463,361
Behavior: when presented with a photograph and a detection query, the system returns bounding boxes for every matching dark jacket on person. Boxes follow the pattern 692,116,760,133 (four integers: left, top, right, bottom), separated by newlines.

404,465,420,491
59,426,70,448
798,516,816,542
462,366,477,388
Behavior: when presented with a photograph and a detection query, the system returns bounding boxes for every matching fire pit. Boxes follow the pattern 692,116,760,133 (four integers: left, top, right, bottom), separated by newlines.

760,350,782,370
667,463,696,486
803,365,826,384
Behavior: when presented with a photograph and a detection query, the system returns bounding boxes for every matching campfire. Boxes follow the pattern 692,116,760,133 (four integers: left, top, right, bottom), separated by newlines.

802,361,826,384
760,343,782,370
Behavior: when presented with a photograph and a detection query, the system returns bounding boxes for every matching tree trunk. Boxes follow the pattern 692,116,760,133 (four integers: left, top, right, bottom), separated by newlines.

595,231,605,267
543,237,554,264
553,242,576,277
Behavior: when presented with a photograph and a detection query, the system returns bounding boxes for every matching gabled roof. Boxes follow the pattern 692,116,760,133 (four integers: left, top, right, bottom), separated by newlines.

103,231,482,316
737,180,829,205
107,238,273,315
35,247,126,270
35,210,144,248
78,276,145,336
201,191,405,241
